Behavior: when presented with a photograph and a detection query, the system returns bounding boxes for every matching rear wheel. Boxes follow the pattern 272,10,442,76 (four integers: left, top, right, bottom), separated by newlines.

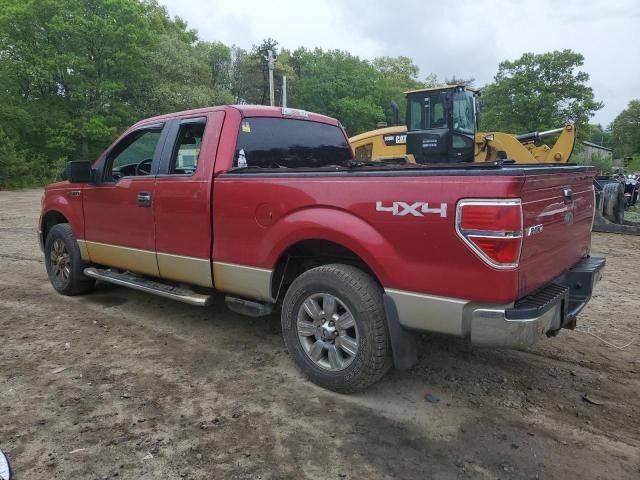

281,264,392,393
44,223,95,296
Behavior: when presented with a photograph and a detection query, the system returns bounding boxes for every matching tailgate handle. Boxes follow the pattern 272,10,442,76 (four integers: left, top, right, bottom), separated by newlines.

563,188,573,204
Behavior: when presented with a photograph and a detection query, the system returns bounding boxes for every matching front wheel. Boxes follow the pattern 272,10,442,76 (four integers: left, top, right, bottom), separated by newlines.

44,223,95,296
281,264,392,393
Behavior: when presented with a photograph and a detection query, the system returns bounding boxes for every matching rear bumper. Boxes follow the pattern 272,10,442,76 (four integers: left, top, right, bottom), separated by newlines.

470,302,562,348
385,256,605,350
473,256,605,347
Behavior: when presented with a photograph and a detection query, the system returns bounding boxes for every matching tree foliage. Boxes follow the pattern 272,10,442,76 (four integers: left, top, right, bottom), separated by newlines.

0,2,627,189
288,48,383,133
587,123,613,149
480,50,603,136
0,0,234,187
232,39,294,106
610,100,640,157
0,0,430,188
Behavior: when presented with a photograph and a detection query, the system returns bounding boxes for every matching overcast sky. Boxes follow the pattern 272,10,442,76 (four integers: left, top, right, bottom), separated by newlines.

161,0,639,127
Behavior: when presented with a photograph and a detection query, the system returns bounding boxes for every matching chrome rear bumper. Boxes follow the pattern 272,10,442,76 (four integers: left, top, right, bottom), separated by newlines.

385,256,606,351
470,302,561,348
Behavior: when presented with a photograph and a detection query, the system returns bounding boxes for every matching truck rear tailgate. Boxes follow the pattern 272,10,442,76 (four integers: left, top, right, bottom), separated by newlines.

518,168,595,298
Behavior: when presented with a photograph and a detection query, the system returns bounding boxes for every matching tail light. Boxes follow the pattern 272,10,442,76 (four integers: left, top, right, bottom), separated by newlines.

456,199,523,269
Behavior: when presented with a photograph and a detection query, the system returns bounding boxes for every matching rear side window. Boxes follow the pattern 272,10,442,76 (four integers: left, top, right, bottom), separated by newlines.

234,117,352,169
169,120,206,175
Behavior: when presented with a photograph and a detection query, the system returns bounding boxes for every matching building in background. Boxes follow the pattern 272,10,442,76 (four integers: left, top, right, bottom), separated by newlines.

582,141,613,163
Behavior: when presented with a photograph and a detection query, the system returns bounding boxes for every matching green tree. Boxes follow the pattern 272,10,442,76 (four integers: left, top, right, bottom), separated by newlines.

0,0,162,161
480,50,603,136
611,100,640,157
231,39,294,106
252,38,279,106
587,123,612,149
0,0,235,187
288,48,386,134
203,41,233,91
372,56,420,86
231,47,263,104
372,56,425,126
444,75,475,86
139,33,233,117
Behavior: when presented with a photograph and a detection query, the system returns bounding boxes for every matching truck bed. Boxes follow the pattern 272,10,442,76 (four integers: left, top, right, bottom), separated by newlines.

216,162,595,305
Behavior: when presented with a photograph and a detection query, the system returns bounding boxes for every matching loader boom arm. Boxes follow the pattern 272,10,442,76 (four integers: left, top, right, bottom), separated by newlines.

475,124,576,164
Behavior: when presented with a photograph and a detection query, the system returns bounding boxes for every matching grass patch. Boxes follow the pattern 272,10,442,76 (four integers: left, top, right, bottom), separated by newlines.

625,154,640,174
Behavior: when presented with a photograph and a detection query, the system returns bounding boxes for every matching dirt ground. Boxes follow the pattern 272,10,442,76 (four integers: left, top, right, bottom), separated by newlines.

1,189,639,480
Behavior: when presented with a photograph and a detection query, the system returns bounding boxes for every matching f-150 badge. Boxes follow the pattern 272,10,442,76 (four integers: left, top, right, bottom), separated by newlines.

375,201,447,218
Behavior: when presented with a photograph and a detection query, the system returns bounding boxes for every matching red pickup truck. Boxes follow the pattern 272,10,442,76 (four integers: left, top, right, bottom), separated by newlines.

39,105,605,392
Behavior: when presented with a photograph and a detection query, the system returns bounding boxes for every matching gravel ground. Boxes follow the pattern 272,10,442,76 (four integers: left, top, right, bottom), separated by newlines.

1,188,639,480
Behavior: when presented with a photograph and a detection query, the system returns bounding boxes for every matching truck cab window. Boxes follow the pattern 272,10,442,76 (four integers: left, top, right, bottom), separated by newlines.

234,117,352,169
169,122,206,175
106,128,162,181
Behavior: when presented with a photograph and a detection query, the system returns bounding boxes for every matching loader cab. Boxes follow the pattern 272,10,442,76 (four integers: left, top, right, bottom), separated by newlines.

405,85,477,164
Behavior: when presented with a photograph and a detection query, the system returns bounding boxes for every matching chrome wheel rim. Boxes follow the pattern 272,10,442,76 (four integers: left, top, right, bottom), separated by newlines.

50,239,71,283
296,293,359,371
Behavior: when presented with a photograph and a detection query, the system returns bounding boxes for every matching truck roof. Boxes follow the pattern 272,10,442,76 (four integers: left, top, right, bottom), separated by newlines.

132,105,342,129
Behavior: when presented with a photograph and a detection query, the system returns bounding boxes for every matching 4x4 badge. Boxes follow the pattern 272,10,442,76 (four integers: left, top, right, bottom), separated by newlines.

375,201,447,218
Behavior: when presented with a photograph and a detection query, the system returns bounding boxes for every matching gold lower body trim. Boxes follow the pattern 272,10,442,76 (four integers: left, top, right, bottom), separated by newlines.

212,261,273,302
78,240,213,288
385,288,469,336
157,252,212,287
83,240,159,277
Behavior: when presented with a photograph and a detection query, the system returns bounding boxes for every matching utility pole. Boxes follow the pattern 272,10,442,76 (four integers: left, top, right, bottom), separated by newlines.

282,75,287,108
267,50,275,107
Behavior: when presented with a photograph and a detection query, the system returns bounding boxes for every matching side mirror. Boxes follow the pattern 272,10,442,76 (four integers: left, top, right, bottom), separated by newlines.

66,161,93,183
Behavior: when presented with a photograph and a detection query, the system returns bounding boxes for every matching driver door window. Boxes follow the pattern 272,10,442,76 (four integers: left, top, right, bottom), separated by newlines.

106,128,163,182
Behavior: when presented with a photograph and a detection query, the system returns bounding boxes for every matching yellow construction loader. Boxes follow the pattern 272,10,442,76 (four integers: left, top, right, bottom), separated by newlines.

349,85,576,165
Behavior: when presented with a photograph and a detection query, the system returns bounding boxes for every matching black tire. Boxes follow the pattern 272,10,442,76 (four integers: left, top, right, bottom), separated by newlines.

281,264,392,393
602,182,625,224
44,223,95,296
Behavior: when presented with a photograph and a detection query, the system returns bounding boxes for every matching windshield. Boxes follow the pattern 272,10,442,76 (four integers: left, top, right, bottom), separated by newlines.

452,91,476,135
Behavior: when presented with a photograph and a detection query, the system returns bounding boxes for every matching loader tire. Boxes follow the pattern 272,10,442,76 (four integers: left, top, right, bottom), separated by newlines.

603,182,625,224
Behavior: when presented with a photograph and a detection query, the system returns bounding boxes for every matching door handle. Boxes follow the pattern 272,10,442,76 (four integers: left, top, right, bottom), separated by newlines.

137,191,152,208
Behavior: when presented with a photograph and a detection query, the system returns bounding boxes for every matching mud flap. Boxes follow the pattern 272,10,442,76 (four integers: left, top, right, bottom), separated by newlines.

383,294,418,370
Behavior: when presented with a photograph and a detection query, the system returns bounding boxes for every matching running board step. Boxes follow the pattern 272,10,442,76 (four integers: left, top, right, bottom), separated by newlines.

225,296,274,317
84,267,213,307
